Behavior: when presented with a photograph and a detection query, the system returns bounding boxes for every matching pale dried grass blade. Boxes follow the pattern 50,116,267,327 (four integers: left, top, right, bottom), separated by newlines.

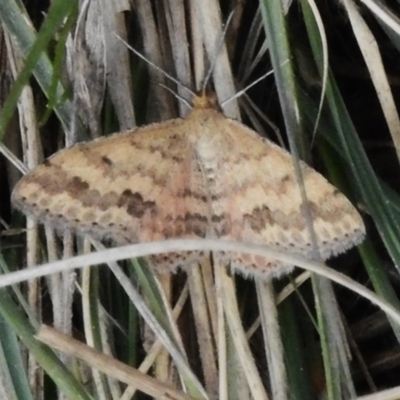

342,0,400,164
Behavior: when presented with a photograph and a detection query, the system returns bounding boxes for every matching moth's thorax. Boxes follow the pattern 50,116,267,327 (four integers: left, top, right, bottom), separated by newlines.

186,96,233,172
191,111,227,173
187,91,227,143
187,107,225,126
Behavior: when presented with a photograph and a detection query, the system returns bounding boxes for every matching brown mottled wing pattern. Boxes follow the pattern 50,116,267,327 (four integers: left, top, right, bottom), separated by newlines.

190,109,365,279
12,117,211,270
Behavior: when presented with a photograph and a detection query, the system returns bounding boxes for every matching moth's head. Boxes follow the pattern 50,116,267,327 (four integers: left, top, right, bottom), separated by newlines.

192,89,222,112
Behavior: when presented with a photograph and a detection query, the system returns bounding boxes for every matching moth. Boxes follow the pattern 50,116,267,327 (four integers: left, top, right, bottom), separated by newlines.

12,90,365,279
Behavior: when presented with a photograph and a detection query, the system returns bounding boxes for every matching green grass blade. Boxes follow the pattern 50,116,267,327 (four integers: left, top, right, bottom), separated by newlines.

0,0,77,137
279,297,315,399
0,289,92,400
0,315,33,400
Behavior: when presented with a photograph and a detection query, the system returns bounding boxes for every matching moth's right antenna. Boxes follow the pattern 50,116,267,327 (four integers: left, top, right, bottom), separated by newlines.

114,34,196,99
201,11,235,92
221,60,289,107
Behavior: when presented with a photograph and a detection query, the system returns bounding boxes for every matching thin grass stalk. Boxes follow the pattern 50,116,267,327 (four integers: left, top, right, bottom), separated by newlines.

256,281,288,400
187,267,219,395
80,239,108,400
217,263,269,400
37,325,196,400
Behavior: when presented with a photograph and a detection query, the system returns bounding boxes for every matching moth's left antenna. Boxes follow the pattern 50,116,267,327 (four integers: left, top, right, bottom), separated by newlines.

114,34,196,99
